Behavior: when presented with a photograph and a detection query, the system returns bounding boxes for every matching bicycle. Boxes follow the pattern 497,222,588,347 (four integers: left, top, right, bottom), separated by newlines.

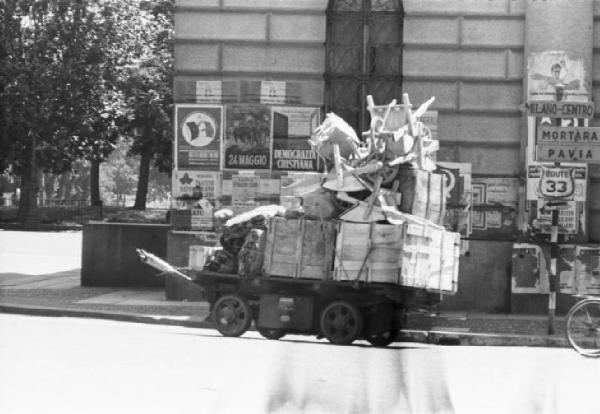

566,296,600,357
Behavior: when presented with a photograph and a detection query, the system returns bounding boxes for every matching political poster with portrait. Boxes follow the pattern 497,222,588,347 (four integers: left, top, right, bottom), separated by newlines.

528,51,590,102
175,105,222,171
272,106,321,171
224,104,272,170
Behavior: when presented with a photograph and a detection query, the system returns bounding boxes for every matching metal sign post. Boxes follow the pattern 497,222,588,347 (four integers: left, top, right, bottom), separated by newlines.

528,85,593,335
539,199,569,334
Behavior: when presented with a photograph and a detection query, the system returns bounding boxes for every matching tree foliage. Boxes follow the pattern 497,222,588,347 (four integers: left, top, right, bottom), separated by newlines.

0,0,174,218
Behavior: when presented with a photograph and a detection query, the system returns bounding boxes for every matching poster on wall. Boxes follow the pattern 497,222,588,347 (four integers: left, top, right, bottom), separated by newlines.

511,243,550,294
437,162,471,235
558,245,577,294
575,246,600,295
470,178,520,239
224,104,272,170
260,81,286,105
272,106,321,171
173,170,221,202
196,81,222,104
531,200,581,235
175,105,222,171
231,172,261,214
528,50,590,102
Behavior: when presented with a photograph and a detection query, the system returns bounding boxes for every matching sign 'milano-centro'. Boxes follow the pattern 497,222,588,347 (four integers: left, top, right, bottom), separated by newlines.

531,100,598,163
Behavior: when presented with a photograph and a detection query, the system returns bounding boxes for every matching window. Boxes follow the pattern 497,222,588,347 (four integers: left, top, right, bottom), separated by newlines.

325,0,404,133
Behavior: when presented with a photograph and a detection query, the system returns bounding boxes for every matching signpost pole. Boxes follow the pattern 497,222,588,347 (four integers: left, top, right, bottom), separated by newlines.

548,201,559,335
547,85,564,335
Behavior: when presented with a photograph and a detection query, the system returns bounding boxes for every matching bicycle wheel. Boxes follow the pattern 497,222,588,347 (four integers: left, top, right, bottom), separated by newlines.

566,298,600,358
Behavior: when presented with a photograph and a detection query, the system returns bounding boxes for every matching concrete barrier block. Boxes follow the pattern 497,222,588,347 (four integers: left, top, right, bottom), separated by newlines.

222,44,325,73
404,17,459,45
462,18,524,47
81,223,170,287
269,14,326,43
175,12,267,41
175,44,220,72
460,82,522,111
404,49,507,79
167,230,218,268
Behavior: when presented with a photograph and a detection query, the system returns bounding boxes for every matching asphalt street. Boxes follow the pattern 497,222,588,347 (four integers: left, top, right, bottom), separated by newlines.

1,314,599,414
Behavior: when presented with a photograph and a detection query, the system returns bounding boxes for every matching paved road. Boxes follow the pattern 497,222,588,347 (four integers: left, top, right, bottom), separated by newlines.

0,230,81,274
1,314,598,414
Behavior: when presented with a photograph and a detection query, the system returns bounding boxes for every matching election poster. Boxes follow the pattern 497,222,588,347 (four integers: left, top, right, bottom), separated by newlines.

175,105,222,171
224,104,272,170
272,106,321,171
231,173,261,214
528,51,590,102
173,170,221,202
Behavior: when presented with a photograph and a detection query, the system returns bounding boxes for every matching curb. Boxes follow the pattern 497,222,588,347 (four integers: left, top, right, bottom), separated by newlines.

0,303,570,348
398,329,569,348
0,303,214,330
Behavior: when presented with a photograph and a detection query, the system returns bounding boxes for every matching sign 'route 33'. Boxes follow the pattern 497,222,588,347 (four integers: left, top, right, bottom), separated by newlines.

539,165,575,199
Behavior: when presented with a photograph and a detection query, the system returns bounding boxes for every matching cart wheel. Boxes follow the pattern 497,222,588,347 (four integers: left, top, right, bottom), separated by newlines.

211,294,252,337
320,301,364,345
366,329,398,347
257,327,286,340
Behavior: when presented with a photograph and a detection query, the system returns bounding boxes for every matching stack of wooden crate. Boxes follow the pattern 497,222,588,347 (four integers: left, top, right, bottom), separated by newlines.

333,218,459,293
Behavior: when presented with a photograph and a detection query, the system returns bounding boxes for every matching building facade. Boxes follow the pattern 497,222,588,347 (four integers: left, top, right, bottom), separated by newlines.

172,0,600,313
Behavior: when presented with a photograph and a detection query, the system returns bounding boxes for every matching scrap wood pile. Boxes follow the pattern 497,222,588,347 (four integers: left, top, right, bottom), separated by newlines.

204,93,460,293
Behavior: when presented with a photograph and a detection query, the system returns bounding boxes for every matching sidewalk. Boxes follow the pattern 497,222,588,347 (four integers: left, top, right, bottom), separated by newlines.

0,270,570,348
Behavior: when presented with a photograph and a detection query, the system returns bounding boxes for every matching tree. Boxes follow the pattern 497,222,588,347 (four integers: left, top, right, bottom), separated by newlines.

119,0,173,210
0,0,121,222
99,138,138,205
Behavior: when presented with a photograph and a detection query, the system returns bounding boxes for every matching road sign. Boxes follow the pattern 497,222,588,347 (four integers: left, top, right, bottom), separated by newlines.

538,166,575,199
527,101,594,119
536,144,600,162
537,126,600,145
540,200,570,214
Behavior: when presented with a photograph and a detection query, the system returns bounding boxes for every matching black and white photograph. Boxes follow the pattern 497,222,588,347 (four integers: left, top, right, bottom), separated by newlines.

2,1,600,413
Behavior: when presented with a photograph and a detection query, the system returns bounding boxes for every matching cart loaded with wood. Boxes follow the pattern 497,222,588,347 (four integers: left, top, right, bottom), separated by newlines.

138,93,461,347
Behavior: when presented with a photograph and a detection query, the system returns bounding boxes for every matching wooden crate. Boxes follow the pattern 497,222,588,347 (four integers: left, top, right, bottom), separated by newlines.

395,168,445,225
333,222,404,284
263,217,336,280
399,222,460,294
335,219,460,292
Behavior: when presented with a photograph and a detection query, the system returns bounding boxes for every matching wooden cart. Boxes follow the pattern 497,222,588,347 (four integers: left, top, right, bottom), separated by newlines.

138,237,453,347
